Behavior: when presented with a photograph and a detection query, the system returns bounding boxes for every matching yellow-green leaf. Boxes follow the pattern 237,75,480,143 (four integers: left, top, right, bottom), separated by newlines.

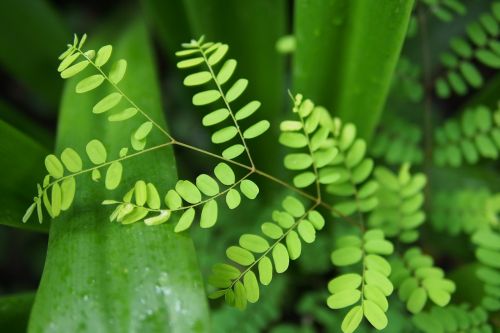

85,139,107,164
109,59,127,84
93,93,122,114
60,148,82,173
76,74,105,93
105,162,123,190
95,45,112,67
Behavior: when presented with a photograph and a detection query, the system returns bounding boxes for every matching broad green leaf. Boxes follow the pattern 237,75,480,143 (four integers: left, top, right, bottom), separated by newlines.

284,153,313,170
60,148,82,172
105,162,122,190
109,59,127,84
60,60,89,79
328,273,362,293
146,183,160,209
240,179,259,199
85,139,107,164
226,189,241,209
45,154,64,178
341,305,363,333
258,257,273,285
196,174,220,196
76,74,105,93
200,200,218,228
202,108,229,126
363,299,388,330
95,45,112,67
108,107,137,122
239,234,269,253
243,271,259,303
272,243,290,273
243,120,270,139
175,208,196,232
235,101,261,121
175,180,202,204
193,90,221,105
217,59,237,84
165,190,182,209
294,0,414,140
226,246,255,266
29,24,209,332
331,247,363,266
93,92,122,114
214,163,236,185
222,144,245,159
327,289,361,309
134,121,153,140
286,231,302,260
211,126,238,144
184,71,211,86
60,177,76,211
226,78,248,102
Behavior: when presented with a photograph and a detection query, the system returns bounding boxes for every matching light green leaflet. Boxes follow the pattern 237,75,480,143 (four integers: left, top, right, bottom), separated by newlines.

85,139,107,164
214,163,235,185
135,180,147,206
193,90,221,106
235,101,261,121
243,120,270,139
240,180,259,199
227,246,254,266
95,45,112,67
208,44,229,65
174,208,196,232
45,154,64,179
146,183,161,210
105,162,123,190
196,174,219,196
93,93,122,114
226,189,241,209
165,190,182,210
109,59,127,84
60,60,89,78
212,126,238,144
184,71,211,86
108,108,137,122
60,177,76,211
222,144,245,159
61,148,83,172
134,122,153,140
76,74,104,93
200,200,218,228
51,183,62,217
272,243,289,273
202,109,230,126
217,59,237,84
226,79,248,103
175,180,202,204
58,52,80,72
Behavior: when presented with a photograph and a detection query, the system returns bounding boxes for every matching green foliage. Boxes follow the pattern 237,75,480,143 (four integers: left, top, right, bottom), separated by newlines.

412,304,492,333
435,2,500,98
329,230,394,332
431,188,499,234
369,164,426,243
370,118,423,166
391,247,455,314
472,228,500,311
421,0,466,22
434,104,500,166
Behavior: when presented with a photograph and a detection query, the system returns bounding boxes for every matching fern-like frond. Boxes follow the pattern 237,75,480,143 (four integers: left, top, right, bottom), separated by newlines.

431,188,497,234
412,304,491,333
434,104,500,166
370,118,423,165
368,164,427,243
391,247,455,314
471,228,500,311
103,162,260,229
280,94,338,191
324,119,378,217
175,37,269,166
421,0,466,22
435,2,500,98
328,229,394,333
208,196,324,309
